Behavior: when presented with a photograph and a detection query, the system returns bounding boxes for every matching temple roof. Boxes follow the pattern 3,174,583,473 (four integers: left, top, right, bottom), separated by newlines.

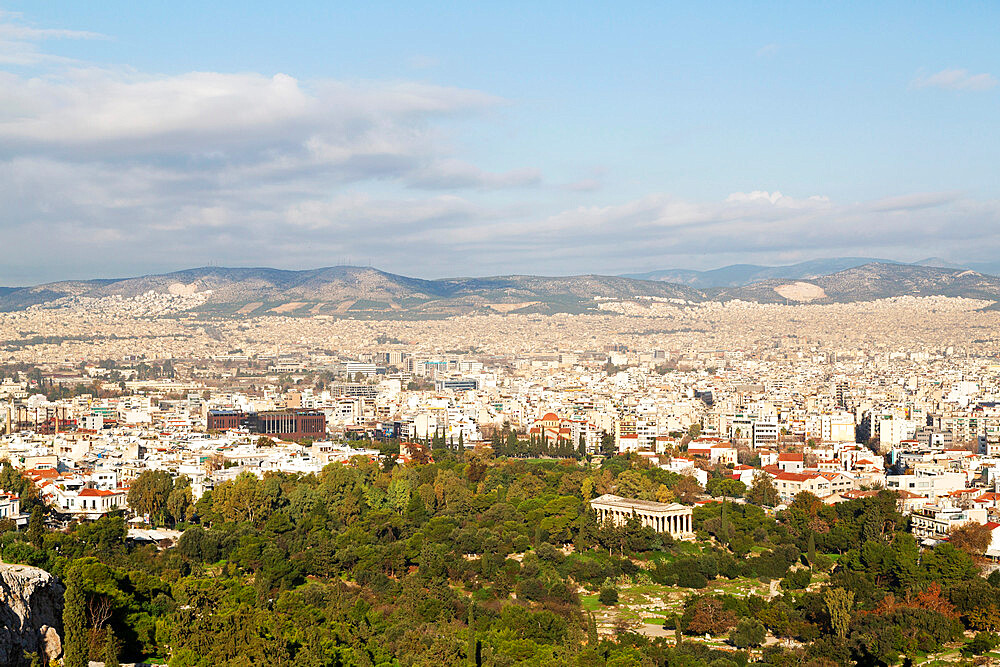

589,493,690,513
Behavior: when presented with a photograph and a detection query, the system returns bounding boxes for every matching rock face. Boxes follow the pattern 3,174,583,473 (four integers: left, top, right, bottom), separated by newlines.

0,561,64,665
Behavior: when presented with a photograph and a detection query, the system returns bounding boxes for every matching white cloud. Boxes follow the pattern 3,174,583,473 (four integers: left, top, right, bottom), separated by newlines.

725,191,831,208
407,159,541,190
284,192,480,231
0,70,498,156
429,189,1000,270
912,68,998,91
0,23,105,41
0,13,105,65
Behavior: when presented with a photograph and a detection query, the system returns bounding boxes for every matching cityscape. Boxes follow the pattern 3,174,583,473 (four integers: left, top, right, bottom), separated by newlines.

1,3,999,667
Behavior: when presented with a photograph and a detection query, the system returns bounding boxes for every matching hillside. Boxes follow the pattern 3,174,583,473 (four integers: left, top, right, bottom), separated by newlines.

0,266,705,317
3,262,1000,317
622,257,900,287
711,263,1000,303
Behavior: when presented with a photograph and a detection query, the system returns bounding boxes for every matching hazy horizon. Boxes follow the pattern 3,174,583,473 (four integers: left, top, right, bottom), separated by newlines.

0,254,989,289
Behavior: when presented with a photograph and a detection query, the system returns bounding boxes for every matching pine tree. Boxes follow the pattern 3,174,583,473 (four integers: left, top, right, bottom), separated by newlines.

62,570,88,667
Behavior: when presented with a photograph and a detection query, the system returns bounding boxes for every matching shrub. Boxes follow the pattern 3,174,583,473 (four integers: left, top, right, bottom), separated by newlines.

729,617,766,648
599,586,619,606
780,568,812,590
964,632,999,657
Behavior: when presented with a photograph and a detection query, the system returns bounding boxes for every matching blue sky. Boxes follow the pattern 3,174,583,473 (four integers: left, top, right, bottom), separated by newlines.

0,2,997,283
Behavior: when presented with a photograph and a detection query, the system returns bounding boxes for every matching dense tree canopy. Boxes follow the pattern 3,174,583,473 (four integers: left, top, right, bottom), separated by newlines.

0,449,994,666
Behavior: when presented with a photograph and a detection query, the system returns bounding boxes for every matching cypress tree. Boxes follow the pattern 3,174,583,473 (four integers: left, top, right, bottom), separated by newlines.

104,627,121,667
466,604,477,666
587,611,598,645
27,508,44,549
807,531,817,568
62,570,88,667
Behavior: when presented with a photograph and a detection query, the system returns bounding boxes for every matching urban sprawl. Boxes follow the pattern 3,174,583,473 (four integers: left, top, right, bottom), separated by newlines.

6,292,1000,662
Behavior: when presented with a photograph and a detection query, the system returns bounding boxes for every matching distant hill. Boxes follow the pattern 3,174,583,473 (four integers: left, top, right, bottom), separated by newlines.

622,257,902,287
913,257,968,270
711,262,1000,303
0,266,705,317
3,262,1000,317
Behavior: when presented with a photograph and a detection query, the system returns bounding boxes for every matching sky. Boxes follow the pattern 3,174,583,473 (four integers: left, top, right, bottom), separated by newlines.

0,2,998,284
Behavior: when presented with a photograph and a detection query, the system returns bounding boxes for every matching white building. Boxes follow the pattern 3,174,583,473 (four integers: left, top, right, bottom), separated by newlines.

590,494,694,539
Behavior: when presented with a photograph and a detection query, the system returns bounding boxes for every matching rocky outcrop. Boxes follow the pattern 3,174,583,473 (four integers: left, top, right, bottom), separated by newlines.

0,561,64,665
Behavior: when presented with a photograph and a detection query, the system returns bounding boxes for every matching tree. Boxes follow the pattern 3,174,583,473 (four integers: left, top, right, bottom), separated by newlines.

824,587,854,639
615,470,652,499
683,596,738,635
62,569,88,667
729,617,766,648
674,475,701,504
746,474,779,507
706,478,746,498
212,471,275,525
103,627,121,667
599,586,619,606
948,521,993,559
127,469,173,525
964,632,999,657
27,507,44,549
656,484,675,503
166,477,194,525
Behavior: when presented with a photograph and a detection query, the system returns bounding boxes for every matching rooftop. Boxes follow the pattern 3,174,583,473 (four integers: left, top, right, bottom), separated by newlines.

590,493,689,513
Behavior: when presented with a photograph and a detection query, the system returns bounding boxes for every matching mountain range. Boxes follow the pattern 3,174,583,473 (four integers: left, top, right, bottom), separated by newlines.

2,260,1000,318
621,257,999,287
